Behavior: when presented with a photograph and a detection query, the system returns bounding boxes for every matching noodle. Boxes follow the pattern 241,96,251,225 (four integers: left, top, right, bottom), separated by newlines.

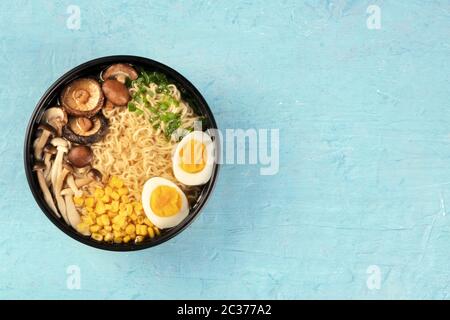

91,82,201,203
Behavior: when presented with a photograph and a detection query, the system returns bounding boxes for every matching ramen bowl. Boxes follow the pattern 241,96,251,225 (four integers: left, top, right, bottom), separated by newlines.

24,56,219,251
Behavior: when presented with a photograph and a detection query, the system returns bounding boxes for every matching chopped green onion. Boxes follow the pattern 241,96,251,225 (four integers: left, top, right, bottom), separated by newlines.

127,102,136,112
158,102,169,111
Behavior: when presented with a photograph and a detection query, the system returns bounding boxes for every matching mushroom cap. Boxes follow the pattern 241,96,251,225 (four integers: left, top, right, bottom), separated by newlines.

87,168,102,182
43,107,68,135
51,137,69,148
67,145,93,168
104,100,115,110
60,78,104,118
43,144,57,155
63,162,74,172
102,63,138,83
74,117,93,132
38,123,56,135
63,114,108,145
33,161,46,171
102,79,131,106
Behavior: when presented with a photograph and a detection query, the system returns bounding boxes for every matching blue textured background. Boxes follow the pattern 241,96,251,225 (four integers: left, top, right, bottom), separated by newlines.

1,0,450,299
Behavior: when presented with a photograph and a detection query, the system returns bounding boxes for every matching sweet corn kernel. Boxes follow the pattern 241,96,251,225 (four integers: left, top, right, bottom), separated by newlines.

125,224,135,235
110,176,124,188
73,196,84,206
113,236,123,244
116,180,124,188
105,186,113,196
76,223,91,236
112,215,126,226
94,188,104,199
82,216,94,226
78,176,156,243
118,187,128,196
110,201,119,213
91,233,103,241
100,214,110,226
119,203,127,212
144,218,154,227
135,224,142,235
95,201,106,215
85,197,95,208
96,217,103,227
104,232,113,242
88,211,96,220
133,202,143,213
101,195,111,203
110,191,120,201
126,203,133,216
136,224,147,236
121,195,130,203
90,225,101,233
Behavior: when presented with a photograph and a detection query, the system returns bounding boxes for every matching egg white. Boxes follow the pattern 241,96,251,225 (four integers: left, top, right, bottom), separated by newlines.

172,131,215,186
141,177,189,229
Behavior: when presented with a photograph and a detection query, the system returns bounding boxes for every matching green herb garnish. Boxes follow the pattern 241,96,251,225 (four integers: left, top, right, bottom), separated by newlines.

128,71,184,139
158,102,169,111
127,102,136,112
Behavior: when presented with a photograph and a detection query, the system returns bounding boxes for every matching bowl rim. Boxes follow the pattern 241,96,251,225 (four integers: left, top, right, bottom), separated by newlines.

24,55,220,251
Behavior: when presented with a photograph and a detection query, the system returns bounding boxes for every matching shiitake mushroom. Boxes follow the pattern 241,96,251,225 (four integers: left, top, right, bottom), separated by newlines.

102,79,130,106
63,114,108,145
60,78,104,117
102,63,138,83
67,145,93,168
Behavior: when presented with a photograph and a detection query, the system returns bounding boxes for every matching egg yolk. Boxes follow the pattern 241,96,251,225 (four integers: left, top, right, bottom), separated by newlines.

179,139,206,173
150,185,182,217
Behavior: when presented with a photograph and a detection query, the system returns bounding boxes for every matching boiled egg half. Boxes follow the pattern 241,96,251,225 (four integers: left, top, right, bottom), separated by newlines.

172,131,215,186
141,177,189,229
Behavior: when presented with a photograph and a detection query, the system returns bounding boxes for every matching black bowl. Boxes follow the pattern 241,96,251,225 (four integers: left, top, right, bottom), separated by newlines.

24,55,219,251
